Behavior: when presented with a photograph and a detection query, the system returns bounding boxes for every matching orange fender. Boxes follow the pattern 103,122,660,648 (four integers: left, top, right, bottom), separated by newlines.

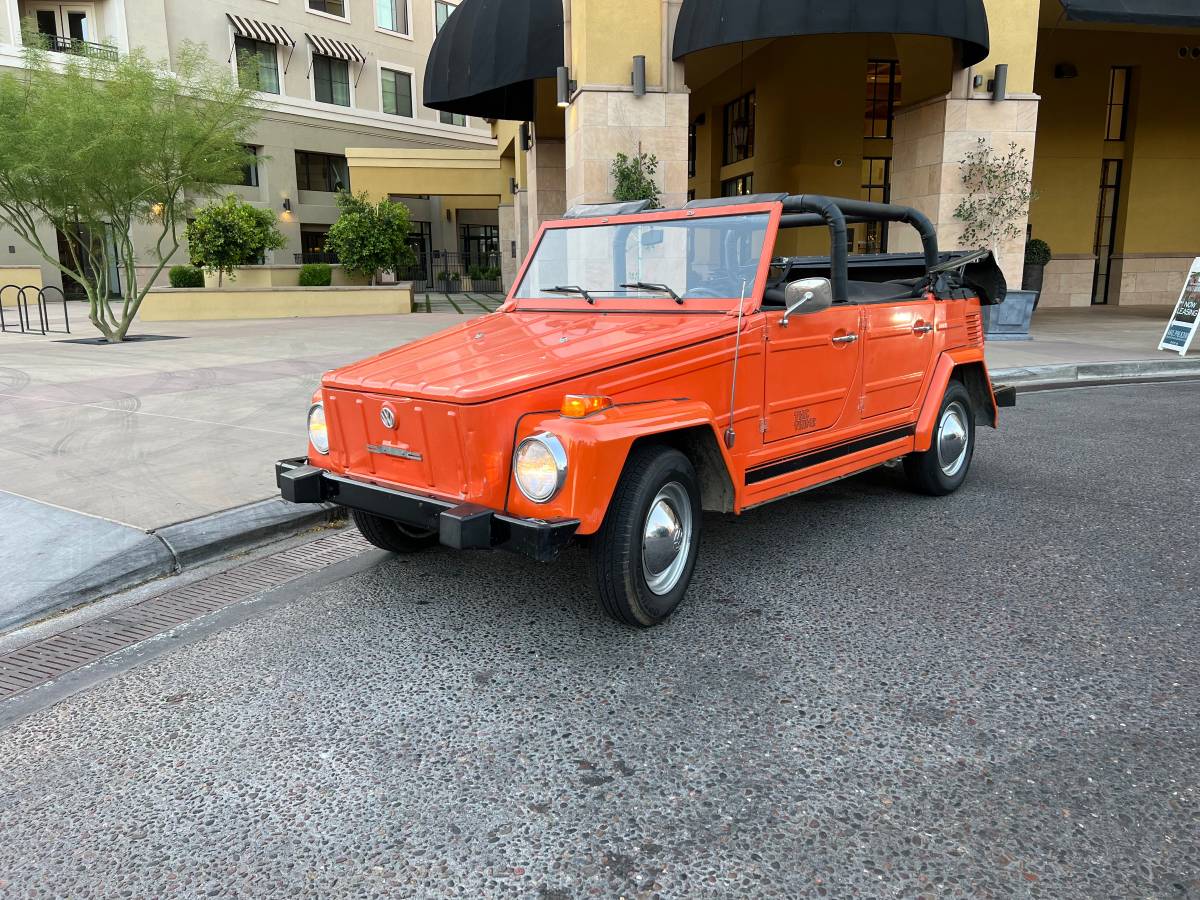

505,399,733,534
914,348,996,451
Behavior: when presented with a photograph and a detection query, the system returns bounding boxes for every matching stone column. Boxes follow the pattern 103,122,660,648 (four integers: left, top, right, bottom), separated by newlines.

524,138,566,239
564,91,689,210
888,92,1039,289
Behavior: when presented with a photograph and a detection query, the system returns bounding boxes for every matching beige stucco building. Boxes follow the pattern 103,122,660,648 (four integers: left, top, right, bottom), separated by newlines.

0,0,502,295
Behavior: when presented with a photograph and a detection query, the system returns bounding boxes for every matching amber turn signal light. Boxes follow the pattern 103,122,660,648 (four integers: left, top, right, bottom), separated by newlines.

560,394,613,418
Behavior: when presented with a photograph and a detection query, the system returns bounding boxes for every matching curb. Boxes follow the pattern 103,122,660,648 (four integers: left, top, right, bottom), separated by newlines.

4,499,343,635
990,357,1200,391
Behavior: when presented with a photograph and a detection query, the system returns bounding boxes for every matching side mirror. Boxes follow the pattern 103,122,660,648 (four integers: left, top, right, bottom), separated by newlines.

780,277,834,327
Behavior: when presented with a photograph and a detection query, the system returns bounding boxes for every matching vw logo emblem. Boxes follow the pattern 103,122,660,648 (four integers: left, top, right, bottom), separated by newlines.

379,406,396,429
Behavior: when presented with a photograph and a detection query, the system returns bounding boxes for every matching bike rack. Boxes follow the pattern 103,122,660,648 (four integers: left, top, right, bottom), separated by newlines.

0,284,71,335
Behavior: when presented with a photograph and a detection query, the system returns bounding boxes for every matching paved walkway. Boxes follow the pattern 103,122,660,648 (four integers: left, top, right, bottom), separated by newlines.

0,302,1191,627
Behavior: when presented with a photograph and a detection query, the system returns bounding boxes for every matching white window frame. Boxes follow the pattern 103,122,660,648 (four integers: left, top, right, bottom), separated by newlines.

227,23,283,97
305,0,351,25
432,0,458,40
377,60,417,119
374,0,413,39
308,44,356,110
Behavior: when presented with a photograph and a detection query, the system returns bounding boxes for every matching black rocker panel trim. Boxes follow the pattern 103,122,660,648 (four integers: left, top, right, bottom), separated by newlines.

745,425,916,486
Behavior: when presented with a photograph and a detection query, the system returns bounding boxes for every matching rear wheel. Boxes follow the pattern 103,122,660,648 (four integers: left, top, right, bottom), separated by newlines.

903,381,975,496
591,446,702,627
350,508,439,553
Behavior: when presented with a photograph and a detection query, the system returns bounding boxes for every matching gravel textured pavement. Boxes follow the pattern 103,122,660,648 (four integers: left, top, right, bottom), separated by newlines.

0,382,1196,899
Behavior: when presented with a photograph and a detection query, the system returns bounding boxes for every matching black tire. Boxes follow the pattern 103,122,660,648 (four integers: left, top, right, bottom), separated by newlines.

591,445,702,627
350,508,439,553
903,380,976,496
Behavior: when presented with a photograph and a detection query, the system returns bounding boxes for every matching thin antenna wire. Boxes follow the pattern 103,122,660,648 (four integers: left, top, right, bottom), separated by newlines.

724,280,747,449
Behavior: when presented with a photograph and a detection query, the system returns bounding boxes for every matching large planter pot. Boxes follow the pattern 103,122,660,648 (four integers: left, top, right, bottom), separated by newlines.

981,288,1037,341
1022,264,1046,311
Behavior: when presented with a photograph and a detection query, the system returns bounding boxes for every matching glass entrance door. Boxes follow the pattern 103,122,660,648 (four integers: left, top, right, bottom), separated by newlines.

26,3,95,49
1091,159,1123,305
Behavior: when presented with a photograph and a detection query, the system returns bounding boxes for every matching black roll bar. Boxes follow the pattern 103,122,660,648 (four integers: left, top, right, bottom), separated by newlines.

780,195,939,302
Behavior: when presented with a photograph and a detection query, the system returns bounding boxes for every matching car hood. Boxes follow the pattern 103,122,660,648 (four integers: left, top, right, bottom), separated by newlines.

323,310,737,403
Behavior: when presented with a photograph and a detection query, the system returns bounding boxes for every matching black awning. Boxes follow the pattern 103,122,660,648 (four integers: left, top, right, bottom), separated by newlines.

227,14,296,47
674,0,990,67
423,0,563,121
306,33,366,64
1058,0,1200,26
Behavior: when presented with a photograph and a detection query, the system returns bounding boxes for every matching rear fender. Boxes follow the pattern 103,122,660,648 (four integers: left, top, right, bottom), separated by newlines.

506,399,735,534
914,350,997,451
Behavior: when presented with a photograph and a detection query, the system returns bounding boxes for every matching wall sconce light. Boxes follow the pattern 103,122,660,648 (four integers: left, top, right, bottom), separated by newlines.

519,122,532,151
631,55,646,97
510,177,519,194
282,198,292,212
556,66,575,108
694,112,706,126
1053,62,1079,79
973,74,984,89
990,63,1008,103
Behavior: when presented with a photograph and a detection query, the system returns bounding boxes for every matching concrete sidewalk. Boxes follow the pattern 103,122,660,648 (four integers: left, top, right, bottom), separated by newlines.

1,303,1193,630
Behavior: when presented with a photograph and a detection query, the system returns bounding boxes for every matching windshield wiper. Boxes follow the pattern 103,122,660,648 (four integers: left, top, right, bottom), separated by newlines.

541,285,595,304
620,282,684,304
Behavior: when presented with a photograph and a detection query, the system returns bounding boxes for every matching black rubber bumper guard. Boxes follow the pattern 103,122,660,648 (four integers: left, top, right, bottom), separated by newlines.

275,458,579,563
993,383,1017,408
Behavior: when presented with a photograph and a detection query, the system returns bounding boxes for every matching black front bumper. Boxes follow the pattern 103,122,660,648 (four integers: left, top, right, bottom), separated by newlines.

276,458,579,563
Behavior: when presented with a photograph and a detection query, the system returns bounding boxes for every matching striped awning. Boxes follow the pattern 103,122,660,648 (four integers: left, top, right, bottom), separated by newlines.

227,14,295,47
306,33,366,63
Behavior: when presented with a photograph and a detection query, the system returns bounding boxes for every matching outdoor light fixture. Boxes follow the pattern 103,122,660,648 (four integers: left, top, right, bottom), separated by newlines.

731,115,751,157
1054,62,1079,79
991,63,1008,102
282,198,292,212
510,176,519,194
519,122,532,151
632,55,646,97
556,66,575,108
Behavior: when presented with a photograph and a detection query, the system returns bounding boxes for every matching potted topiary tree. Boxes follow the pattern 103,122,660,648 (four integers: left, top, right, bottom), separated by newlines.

953,139,1038,340
1023,238,1052,309
186,195,286,286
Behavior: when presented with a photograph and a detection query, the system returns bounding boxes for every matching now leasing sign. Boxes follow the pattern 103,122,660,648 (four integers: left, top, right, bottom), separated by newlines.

1158,258,1200,356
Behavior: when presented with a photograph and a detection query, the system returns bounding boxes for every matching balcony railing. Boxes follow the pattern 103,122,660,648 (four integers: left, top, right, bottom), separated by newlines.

39,34,119,61
295,252,339,265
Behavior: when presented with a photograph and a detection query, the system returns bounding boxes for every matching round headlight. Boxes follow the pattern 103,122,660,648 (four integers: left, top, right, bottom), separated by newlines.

308,403,330,455
513,433,567,503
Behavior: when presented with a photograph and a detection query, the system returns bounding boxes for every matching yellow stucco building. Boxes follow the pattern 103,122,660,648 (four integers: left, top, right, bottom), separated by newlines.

347,0,1200,309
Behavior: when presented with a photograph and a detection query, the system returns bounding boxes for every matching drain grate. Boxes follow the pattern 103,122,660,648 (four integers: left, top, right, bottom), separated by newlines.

0,528,370,702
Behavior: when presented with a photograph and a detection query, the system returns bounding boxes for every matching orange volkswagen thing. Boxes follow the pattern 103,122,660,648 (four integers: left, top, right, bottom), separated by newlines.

278,193,1014,626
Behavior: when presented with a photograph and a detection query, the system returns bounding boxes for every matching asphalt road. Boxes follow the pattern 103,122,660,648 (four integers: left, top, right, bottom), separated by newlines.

0,382,1196,899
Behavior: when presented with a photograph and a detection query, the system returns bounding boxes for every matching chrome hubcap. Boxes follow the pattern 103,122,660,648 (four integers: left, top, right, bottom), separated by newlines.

936,401,969,477
641,482,693,596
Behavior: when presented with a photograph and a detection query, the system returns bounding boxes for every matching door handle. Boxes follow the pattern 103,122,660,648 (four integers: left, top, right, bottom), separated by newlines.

831,333,859,345
913,322,934,335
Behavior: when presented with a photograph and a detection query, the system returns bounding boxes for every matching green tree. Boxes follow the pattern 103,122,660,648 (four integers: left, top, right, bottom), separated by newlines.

610,149,661,209
953,138,1037,263
0,41,261,341
324,192,415,285
186,196,285,285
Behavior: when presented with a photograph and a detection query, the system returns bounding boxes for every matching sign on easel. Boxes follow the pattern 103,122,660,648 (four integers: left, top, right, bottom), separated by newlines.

1158,258,1200,356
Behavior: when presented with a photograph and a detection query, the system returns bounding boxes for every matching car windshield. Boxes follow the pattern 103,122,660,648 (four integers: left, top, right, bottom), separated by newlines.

515,212,769,302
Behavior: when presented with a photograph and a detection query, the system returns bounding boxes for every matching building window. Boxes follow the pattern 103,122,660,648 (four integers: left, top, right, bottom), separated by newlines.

460,223,499,263
859,157,892,253
296,151,350,192
1091,158,1123,305
376,0,408,33
434,0,456,32
722,92,755,165
381,68,413,117
234,36,280,94
687,120,697,179
720,174,753,197
300,227,337,263
308,0,346,17
239,145,260,187
865,60,900,138
313,54,351,107
440,110,466,127
1105,66,1131,141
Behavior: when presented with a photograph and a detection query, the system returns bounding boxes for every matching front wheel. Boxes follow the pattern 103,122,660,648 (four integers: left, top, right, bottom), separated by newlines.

351,508,439,553
903,381,975,496
591,446,702,627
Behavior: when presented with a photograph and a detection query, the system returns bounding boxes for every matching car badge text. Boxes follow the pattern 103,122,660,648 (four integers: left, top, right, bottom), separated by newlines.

367,444,423,461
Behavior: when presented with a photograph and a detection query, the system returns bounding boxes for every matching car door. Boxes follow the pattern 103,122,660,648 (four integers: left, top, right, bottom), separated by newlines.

761,304,863,443
859,298,938,419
